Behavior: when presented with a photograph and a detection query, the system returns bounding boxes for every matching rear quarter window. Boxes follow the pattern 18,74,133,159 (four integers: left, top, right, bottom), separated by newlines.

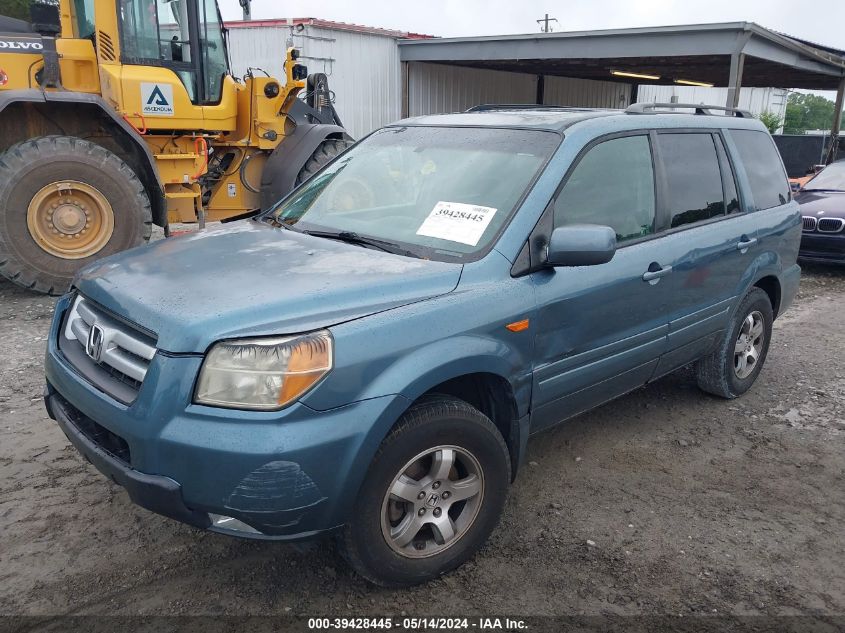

729,129,790,210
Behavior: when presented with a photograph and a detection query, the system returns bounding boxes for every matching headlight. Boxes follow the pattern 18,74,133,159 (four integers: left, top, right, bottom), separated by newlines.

194,330,332,410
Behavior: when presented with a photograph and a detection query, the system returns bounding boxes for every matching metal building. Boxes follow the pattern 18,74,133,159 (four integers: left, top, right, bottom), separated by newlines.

225,19,845,155
224,18,428,139
398,22,845,161
224,18,639,137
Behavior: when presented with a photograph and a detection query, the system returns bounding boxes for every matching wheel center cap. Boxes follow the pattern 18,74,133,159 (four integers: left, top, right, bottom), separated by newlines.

54,205,86,234
426,493,440,508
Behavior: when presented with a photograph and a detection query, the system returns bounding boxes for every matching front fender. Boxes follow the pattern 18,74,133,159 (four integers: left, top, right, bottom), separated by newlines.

303,331,532,417
389,336,529,413
321,338,530,510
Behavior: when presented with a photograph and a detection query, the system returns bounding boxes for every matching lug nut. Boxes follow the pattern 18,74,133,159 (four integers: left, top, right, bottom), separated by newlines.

433,507,442,517
417,491,426,500
418,508,426,516
442,491,451,500
432,481,441,490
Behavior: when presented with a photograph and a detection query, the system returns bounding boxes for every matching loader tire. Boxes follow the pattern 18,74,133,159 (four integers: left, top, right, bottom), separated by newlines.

0,136,152,295
295,138,353,186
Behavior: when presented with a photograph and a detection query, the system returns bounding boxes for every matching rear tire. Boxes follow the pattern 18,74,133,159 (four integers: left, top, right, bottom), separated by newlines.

339,396,511,587
695,287,773,398
295,138,353,186
0,136,152,295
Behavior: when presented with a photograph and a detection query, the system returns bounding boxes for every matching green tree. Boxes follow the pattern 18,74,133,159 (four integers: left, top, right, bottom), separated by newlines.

783,92,841,134
0,0,33,21
757,110,783,134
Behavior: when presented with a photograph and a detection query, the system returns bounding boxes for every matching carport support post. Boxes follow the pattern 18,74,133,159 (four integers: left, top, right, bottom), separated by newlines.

825,76,844,164
401,62,410,119
726,51,746,109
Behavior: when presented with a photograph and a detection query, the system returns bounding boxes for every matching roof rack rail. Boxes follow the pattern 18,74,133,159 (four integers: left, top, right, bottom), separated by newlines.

466,104,600,113
625,103,753,118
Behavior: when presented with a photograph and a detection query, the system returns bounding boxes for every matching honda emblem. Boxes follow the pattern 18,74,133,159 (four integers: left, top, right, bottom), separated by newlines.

86,324,105,362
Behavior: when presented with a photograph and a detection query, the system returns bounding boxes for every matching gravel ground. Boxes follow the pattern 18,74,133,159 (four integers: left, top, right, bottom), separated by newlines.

0,261,843,622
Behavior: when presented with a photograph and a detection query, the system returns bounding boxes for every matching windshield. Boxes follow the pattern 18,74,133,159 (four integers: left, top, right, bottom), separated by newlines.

267,126,560,261
804,161,845,192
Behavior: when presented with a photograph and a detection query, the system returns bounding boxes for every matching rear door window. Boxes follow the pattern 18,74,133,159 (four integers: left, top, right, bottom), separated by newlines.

729,129,790,210
554,134,656,243
656,133,726,228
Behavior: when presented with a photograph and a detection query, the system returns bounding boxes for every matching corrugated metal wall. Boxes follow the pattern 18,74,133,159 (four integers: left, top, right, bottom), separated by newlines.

406,62,537,114
407,62,632,116
543,76,631,108
636,85,788,130
226,24,402,139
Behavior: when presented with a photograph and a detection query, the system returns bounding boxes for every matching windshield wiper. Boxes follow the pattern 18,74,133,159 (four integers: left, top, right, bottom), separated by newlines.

800,188,845,193
302,230,415,257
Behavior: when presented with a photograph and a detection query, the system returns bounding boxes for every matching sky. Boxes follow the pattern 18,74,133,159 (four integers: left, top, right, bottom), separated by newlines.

217,0,844,100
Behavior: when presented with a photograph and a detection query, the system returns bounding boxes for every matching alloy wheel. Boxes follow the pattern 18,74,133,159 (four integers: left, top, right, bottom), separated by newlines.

380,445,485,559
734,310,765,379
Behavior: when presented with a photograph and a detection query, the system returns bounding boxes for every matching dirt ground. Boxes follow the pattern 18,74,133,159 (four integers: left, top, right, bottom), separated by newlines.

1,262,843,622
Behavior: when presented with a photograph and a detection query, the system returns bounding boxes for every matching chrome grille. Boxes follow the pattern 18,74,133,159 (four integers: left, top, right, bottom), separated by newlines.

63,295,157,385
802,216,817,231
817,218,844,233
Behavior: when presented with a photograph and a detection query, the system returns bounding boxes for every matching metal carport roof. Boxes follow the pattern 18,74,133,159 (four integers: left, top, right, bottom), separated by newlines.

397,22,845,90
397,21,845,162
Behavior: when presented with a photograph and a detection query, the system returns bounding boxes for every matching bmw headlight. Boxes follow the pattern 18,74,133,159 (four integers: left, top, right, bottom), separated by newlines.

194,331,333,410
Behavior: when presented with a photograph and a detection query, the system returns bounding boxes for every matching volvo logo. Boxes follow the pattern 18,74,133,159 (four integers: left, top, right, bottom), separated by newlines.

86,324,105,362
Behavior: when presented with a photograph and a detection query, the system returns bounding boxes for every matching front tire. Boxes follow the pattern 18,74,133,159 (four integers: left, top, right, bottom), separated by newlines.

340,396,511,587
0,136,152,295
695,287,774,398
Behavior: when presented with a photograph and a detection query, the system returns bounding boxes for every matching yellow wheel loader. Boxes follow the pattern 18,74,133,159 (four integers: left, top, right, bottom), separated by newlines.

0,0,352,294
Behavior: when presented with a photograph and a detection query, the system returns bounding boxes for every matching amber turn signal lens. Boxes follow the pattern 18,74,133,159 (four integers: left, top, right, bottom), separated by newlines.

506,319,530,332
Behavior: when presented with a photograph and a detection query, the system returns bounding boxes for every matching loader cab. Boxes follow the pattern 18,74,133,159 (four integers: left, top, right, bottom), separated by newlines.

102,0,239,130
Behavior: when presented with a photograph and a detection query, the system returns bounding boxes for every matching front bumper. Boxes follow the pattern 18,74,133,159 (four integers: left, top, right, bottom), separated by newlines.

44,294,409,540
799,233,845,265
46,389,212,531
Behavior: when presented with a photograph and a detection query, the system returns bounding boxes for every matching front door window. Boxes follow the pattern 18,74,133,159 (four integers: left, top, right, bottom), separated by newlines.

553,134,656,243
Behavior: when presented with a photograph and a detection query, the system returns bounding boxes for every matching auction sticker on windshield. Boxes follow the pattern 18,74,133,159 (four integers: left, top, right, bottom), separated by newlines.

416,201,497,246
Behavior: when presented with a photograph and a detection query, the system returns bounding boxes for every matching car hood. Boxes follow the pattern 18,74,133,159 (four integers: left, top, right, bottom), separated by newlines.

796,190,845,218
74,220,462,353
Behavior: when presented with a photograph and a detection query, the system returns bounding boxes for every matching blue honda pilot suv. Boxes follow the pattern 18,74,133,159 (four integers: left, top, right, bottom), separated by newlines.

44,104,801,586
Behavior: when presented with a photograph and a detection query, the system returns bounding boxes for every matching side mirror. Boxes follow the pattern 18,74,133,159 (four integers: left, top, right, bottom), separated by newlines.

546,224,617,267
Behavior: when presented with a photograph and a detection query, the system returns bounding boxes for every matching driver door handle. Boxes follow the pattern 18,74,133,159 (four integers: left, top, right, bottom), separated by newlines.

642,264,673,282
736,237,758,252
